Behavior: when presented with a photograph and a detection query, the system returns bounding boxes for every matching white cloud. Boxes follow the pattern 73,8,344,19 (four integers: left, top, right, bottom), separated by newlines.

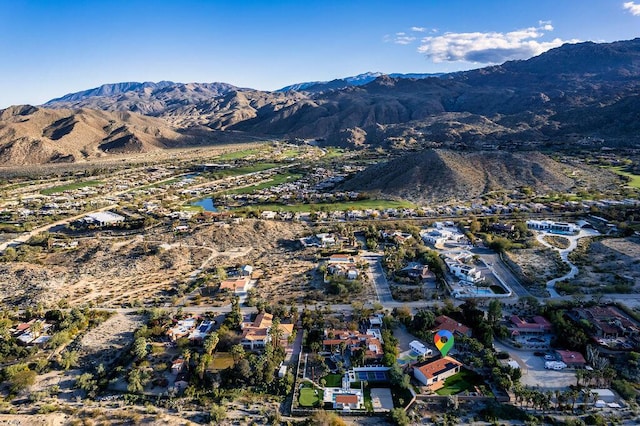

394,32,417,45
417,22,578,64
623,2,640,15
410,26,426,32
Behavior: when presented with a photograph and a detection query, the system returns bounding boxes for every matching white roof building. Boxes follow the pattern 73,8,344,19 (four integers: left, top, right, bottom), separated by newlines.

83,211,125,226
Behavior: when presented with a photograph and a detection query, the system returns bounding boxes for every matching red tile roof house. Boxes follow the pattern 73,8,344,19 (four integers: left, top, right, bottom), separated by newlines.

334,393,362,410
323,330,384,362
555,350,587,369
509,315,552,336
240,313,294,351
434,315,472,338
413,356,463,390
573,306,640,339
219,276,250,294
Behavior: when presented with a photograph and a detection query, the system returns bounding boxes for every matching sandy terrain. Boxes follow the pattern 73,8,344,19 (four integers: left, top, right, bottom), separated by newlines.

571,236,640,293
0,219,323,309
505,247,569,297
0,413,69,426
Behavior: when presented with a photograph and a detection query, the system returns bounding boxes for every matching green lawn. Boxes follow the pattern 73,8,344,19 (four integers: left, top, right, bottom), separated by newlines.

209,163,281,179
322,373,343,388
435,369,485,396
281,149,301,158
606,166,640,189
299,386,323,407
41,180,103,195
208,352,235,371
217,148,263,161
223,173,302,195
238,199,415,213
324,148,345,159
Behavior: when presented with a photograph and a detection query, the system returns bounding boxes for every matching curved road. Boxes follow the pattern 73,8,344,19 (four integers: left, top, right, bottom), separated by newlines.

535,229,599,298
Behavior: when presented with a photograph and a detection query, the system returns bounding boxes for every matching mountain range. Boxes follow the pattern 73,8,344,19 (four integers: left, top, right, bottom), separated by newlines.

277,71,443,93
1,38,640,165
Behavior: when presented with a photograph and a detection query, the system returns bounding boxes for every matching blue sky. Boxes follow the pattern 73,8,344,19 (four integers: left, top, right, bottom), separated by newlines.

1,0,639,108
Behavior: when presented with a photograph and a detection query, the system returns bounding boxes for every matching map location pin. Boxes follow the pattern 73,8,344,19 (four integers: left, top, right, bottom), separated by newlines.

434,329,454,357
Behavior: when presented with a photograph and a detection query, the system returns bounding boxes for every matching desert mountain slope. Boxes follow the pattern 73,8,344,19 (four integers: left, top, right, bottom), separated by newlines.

278,71,443,93
36,37,640,150
340,149,619,203
0,105,195,165
45,81,240,116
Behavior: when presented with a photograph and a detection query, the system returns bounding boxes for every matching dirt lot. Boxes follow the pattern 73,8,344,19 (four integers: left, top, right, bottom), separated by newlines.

0,219,350,309
570,236,640,293
505,247,569,296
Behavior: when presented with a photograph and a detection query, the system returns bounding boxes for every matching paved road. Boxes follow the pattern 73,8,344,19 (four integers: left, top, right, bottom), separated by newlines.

473,248,531,298
362,252,394,303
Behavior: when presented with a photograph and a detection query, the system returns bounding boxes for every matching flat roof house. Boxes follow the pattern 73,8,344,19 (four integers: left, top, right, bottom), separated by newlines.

83,211,125,227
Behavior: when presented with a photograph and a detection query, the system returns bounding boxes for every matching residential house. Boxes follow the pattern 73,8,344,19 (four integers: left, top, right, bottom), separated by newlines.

572,306,640,339
171,358,185,374
241,265,253,277
82,211,125,227
167,318,197,341
509,315,552,336
334,393,363,410
413,356,463,388
326,255,359,281
316,233,338,247
323,329,384,363
240,313,293,351
368,314,384,329
189,320,214,342
434,315,472,338
492,223,515,233
219,276,250,294
526,220,578,234
446,261,483,284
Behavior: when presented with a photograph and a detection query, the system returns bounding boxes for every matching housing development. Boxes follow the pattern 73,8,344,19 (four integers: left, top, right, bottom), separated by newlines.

0,140,639,426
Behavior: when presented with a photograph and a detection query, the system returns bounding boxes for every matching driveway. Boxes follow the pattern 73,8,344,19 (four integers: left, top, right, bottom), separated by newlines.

494,341,576,390
361,252,393,303
473,248,530,297
535,228,600,298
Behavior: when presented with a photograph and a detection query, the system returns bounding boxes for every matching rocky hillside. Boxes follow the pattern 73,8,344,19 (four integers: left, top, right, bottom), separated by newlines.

340,149,620,203
0,105,199,165
278,71,443,93
45,81,240,117
26,37,640,156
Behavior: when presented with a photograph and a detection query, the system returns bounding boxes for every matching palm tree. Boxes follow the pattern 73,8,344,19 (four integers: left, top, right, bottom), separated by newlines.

204,332,219,356
182,348,191,371
569,389,579,413
197,354,212,380
30,321,43,338
269,317,283,348
231,344,245,363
